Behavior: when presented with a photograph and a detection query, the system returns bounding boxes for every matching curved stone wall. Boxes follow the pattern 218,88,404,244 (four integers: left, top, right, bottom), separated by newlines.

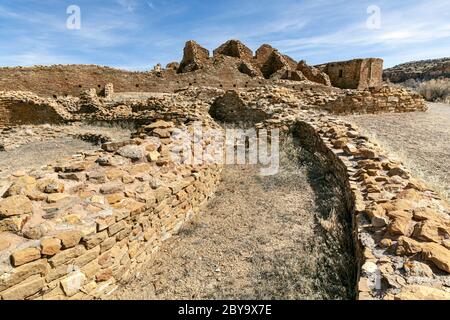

0,85,446,300
0,120,222,300
293,117,450,300
0,92,69,127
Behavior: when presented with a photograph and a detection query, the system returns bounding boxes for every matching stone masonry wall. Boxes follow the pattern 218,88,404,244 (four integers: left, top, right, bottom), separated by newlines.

0,120,222,300
318,58,383,89
0,65,330,98
293,117,450,300
324,85,427,115
0,92,69,127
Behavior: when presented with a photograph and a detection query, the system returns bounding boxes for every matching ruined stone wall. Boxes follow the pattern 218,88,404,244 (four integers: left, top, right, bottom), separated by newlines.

360,59,383,88
0,39,338,97
0,92,69,127
293,117,450,300
324,85,427,114
0,120,222,300
318,58,383,89
0,65,262,97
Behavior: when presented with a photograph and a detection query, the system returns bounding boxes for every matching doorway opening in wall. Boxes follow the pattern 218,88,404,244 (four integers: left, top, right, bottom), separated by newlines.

339,70,343,78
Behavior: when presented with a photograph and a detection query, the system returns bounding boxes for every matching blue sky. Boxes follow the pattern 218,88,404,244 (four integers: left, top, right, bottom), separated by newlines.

0,0,449,70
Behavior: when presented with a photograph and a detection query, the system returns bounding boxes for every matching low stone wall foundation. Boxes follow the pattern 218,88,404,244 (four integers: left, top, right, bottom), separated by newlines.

0,120,222,300
293,117,450,300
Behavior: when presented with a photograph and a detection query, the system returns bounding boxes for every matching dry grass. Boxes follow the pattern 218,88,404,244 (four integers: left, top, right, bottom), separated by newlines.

402,79,450,103
112,136,356,300
418,79,450,103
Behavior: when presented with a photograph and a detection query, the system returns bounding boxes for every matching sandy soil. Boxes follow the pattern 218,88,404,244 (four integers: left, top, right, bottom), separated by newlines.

0,123,131,178
0,138,98,178
341,103,450,200
112,143,355,300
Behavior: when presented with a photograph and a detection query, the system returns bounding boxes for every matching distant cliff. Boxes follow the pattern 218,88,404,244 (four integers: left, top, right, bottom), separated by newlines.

383,58,450,83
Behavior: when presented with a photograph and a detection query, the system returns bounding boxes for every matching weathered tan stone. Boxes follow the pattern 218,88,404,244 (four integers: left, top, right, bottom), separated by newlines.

0,259,48,292
40,237,62,256
83,230,108,249
388,216,413,236
96,268,113,282
11,247,41,267
46,193,69,203
0,277,45,300
422,242,450,273
81,260,101,279
395,285,450,300
4,176,36,197
414,220,442,243
105,168,125,181
396,236,423,255
0,215,28,233
147,150,160,162
60,271,86,297
108,220,128,236
36,179,64,194
56,230,82,249
48,245,86,267
106,193,124,205
96,215,115,231
73,246,100,267
0,195,32,217
100,237,116,253
100,182,123,194
358,148,377,159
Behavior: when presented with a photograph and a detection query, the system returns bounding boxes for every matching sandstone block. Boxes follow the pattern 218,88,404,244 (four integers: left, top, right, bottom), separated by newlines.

0,277,45,300
117,145,144,161
147,150,160,162
0,195,32,218
37,179,64,194
0,259,48,292
100,237,116,253
83,230,108,249
422,242,450,273
48,245,86,267
60,271,86,297
100,182,124,195
56,230,82,249
41,237,62,256
11,247,41,267
395,285,450,300
108,220,128,236
73,246,100,267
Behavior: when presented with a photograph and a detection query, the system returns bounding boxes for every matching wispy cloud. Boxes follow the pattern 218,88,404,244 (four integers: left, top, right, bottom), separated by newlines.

116,0,138,12
0,0,449,69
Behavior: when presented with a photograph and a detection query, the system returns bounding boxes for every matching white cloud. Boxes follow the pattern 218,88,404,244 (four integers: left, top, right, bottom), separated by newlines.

116,0,138,12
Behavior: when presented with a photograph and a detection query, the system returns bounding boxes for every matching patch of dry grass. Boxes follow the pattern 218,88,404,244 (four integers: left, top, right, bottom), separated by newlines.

112,136,356,300
401,79,450,103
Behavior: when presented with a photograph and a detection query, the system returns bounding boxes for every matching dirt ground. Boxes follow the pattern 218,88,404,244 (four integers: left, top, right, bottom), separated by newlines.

341,103,450,200
0,123,131,178
0,138,98,178
112,141,355,300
